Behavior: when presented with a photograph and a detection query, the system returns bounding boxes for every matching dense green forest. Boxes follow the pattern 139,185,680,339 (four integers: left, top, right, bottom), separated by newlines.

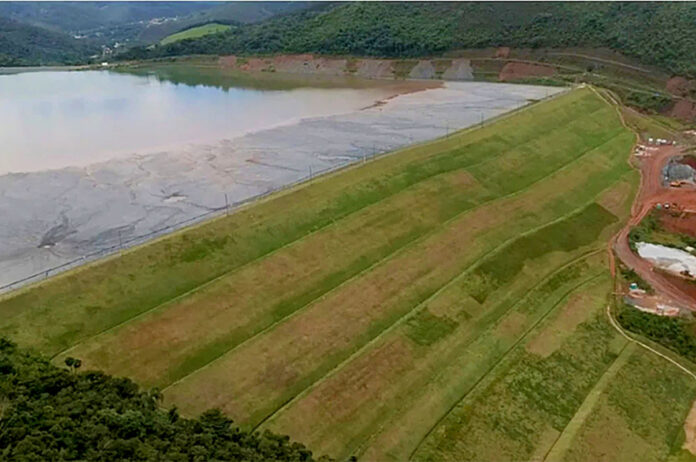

0,2,311,48
120,2,696,77
0,17,97,66
5,2,696,74
0,2,311,63
618,305,696,362
0,2,215,34
0,339,327,461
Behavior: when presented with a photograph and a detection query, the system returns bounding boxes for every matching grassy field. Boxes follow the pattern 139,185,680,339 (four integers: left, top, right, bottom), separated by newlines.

2,86,693,460
555,348,696,462
160,23,231,45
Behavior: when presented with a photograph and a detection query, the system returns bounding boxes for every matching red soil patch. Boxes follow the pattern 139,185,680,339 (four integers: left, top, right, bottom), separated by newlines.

680,156,696,170
613,144,696,310
218,55,237,67
498,62,555,82
667,76,693,97
239,58,272,72
668,99,696,122
658,210,696,238
218,54,392,78
495,47,511,59
659,270,696,300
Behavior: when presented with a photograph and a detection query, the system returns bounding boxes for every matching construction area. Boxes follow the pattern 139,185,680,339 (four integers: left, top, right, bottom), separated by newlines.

615,128,696,316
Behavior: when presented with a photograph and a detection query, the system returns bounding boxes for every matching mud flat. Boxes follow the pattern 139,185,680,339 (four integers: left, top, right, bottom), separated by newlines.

0,81,564,290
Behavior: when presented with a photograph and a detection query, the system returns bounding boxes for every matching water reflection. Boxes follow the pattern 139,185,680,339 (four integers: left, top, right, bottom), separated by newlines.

0,67,390,174
121,62,388,92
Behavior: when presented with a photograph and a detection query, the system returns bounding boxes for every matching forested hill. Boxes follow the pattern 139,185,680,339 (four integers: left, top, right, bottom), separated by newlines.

0,339,327,461
0,17,97,66
121,2,696,77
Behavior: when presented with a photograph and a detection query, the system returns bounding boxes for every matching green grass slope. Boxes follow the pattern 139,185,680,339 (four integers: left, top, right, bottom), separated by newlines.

161,23,231,45
4,87,687,461
0,17,97,66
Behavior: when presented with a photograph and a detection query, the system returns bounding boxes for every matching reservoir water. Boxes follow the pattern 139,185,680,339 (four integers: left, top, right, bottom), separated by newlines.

0,68,396,174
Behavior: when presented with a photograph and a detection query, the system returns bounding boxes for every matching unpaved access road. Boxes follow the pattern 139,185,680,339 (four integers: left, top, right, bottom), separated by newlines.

613,143,696,309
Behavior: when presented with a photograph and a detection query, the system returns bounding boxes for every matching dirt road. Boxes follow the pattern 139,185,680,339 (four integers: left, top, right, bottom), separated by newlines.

613,144,696,309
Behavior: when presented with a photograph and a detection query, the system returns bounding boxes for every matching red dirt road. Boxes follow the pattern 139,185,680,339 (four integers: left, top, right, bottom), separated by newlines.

613,144,696,310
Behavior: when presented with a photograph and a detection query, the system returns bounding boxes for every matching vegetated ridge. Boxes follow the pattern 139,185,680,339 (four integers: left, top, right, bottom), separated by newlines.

0,2,312,64
120,2,696,78
0,17,98,66
0,338,328,461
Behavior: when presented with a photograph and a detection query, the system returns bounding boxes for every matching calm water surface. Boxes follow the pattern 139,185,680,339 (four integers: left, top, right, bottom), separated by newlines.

0,68,391,174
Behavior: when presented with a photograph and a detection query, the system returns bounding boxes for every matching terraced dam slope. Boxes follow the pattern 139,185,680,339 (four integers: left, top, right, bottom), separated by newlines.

3,87,695,461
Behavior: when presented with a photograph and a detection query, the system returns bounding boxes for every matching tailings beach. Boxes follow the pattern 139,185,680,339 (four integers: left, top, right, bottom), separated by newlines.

0,75,563,289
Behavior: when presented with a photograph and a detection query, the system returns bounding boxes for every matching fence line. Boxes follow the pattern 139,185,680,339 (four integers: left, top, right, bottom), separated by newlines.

0,158,359,295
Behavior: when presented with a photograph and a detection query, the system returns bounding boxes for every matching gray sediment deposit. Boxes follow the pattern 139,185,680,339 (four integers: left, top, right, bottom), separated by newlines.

409,60,436,79
442,59,474,80
0,81,564,290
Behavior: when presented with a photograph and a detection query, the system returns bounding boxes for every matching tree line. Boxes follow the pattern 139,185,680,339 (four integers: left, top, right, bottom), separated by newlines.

618,306,696,362
118,2,696,78
0,17,98,66
0,338,329,461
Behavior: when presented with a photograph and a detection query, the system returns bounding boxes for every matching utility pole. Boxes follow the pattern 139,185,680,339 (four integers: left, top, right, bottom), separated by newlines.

224,193,229,215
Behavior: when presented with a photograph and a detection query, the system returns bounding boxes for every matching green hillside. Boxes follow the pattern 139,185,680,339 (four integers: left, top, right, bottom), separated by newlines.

161,23,232,46
0,17,97,66
0,339,327,461
0,2,312,50
136,2,312,45
122,2,696,77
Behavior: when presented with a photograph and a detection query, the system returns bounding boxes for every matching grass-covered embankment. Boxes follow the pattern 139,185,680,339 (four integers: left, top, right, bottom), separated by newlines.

4,87,692,461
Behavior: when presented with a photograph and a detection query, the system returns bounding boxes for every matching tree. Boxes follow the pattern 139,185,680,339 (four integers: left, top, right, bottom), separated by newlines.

64,356,81,372
0,338,330,461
